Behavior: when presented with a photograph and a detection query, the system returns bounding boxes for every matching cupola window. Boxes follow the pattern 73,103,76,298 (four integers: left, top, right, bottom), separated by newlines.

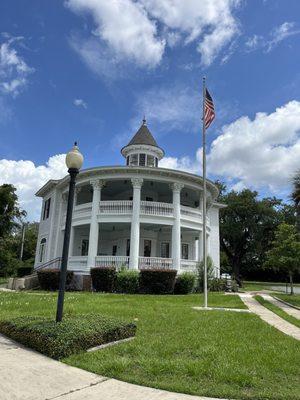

147,155,155,167
139,153,146,166
130,154,138,166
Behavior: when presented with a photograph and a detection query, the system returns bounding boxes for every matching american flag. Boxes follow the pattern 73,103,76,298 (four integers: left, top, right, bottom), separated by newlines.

204,88,215,129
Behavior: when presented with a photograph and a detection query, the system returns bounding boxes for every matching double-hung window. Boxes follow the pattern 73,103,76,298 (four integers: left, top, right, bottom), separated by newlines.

43,198,51,220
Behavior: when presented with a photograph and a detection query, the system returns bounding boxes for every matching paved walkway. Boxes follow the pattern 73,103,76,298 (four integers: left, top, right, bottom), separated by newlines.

238,293,300,341
261,293,300,320
0,334,226,400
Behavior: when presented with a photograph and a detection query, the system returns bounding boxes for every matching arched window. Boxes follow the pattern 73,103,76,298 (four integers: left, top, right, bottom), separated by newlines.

39,238,47,263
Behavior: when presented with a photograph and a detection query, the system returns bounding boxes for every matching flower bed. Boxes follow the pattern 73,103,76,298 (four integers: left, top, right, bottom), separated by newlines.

0,314,136,359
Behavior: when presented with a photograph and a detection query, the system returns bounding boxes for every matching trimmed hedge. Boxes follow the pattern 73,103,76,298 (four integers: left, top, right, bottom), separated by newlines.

174,272,196,294
0,315,136,359
115,270,139,294
139,269,177,294
37,269,74,291
91,267,116,292
17,266,33,277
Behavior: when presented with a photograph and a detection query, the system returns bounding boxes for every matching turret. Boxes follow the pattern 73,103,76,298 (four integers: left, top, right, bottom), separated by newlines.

121,118,164,167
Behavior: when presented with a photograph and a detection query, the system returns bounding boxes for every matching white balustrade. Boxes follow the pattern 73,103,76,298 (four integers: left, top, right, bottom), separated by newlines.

68,256,88,271
138,257,173,269
140,201,173,216
180,205,202,219
180,259,198,272
99,200,133,214
95,256,130,269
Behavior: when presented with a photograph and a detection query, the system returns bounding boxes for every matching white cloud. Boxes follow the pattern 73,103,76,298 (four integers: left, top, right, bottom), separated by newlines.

134,85,201,133
266,22,300,52
66,0,241,71
0,154,67,221
0,36,34,97
245,22,300,53
245,34,263,51
73,98,87,109
208,100,300,194
66,0,165,68
159,101,300,198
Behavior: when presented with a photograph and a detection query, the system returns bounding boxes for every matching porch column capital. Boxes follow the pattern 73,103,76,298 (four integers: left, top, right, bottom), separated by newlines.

170,182,184,193
131,178,143,189
90,179,105,190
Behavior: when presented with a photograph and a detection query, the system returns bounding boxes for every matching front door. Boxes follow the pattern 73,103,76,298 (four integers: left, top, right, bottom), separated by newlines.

144,240,151,257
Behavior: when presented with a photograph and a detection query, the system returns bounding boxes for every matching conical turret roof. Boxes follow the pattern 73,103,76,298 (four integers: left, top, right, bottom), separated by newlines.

121,118,164,158
127,118,158,147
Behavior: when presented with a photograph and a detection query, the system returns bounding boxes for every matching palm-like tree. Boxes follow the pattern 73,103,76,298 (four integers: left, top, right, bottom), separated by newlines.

291,170,300,233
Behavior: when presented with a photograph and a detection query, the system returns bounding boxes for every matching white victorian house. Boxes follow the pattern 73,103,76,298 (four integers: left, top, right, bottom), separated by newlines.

34,119,223,278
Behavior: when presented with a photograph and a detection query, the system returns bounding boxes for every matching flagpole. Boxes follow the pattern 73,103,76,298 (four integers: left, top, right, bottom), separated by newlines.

202,76,208,308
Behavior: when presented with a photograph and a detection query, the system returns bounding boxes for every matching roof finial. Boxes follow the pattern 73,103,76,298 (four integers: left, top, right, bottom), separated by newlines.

142,116,146,125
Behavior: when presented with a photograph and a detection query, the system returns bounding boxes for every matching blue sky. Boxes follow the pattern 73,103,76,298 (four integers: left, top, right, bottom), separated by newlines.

0,0,299,220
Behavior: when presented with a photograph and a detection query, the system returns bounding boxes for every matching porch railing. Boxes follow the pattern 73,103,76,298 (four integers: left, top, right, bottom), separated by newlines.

68,256,88,271
139,257,173,269
180,259,198,272
180,205,202,220
99,200,133,214
140,201,173,216
95,255,129,269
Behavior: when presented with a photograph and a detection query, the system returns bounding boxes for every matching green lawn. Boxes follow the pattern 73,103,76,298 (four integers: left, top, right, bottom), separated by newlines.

275,293,300,308
242,280,300,292
254,295,300,329
0,291,300,400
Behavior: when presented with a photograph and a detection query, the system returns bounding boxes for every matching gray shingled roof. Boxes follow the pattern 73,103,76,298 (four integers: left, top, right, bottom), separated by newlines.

127,119,159,147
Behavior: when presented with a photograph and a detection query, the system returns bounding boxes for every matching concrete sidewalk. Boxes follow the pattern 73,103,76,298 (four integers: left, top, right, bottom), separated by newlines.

238,293,300,341
0,334,225,400
261,293,300,320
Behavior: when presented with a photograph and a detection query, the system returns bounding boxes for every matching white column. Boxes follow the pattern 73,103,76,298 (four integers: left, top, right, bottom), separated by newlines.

171,183,184,271
87,180,105,269
54,192,67,258
129,178,143,270
69,226,74,256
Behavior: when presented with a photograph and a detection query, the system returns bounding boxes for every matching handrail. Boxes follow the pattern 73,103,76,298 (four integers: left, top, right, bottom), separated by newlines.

35,257,62,271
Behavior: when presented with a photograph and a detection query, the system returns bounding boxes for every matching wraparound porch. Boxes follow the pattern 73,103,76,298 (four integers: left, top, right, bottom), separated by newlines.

68,255,199,273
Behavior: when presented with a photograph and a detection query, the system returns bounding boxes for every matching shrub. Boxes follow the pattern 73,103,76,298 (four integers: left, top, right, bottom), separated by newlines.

139,268,177,294
115,269,139,294
174,272,196,294
0,314,136,359
196,256,215,292
91,267,116,292
37,269,74,291
209,278,227,292
231,279,239,292
17,266,33,277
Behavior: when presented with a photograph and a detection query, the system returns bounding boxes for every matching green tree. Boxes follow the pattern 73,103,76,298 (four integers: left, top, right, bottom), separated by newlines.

291,170,300,233
0,184,25,238
0,184,26,276
219,189,282,284
11,222,38,264
264,224,300,294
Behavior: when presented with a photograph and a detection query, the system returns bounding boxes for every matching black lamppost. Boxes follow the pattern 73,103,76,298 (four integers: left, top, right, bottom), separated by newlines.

56,142,83,323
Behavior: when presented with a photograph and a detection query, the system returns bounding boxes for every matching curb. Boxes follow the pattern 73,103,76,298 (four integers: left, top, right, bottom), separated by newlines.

272,295,300,311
